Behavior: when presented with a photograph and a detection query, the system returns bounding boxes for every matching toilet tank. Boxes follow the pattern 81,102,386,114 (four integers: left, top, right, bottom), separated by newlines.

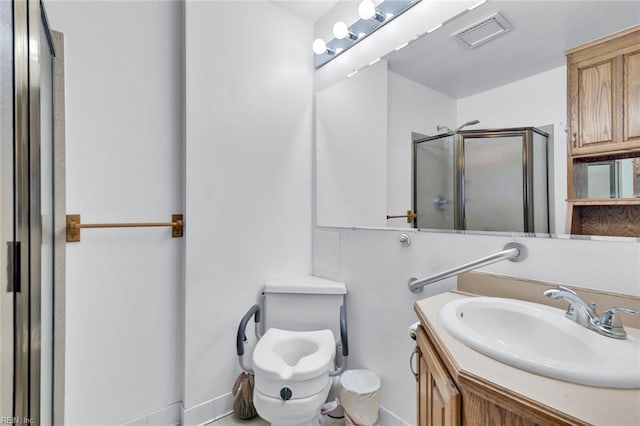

263,276,347,341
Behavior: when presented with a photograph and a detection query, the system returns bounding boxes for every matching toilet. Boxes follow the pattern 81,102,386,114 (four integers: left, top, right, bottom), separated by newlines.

242,276,347,426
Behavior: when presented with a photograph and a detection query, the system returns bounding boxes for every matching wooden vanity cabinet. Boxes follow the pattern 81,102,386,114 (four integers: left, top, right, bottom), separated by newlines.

635,158,640,196
415,326,585,426
416,326,460,426
567,25,640,156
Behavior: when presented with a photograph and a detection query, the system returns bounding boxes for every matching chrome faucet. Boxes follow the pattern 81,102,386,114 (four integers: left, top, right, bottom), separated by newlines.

543,285,637,339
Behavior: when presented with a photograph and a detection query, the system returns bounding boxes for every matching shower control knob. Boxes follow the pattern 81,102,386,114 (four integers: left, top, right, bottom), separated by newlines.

280,387,293,401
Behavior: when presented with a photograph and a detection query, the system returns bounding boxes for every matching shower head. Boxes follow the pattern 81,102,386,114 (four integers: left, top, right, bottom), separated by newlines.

436,125,453,133
453,120,480,133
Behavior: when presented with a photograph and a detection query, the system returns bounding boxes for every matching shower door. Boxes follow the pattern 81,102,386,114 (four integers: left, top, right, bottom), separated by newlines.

414,128,549,233
413,135,455,230
462,134,526,232
461,129,549,233
1,0,16,417
1,0,55,423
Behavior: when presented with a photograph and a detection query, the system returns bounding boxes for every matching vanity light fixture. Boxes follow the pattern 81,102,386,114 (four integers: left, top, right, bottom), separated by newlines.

312,38,335,55
333,21,358,41
358,0,385,22
314,0,422,68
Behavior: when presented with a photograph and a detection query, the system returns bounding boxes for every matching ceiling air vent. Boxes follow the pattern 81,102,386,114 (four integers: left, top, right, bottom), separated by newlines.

452,12,513,49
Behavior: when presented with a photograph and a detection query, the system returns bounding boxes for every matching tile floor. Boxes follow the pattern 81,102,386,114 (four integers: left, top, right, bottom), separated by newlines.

207,414,269,426
208,414,347,425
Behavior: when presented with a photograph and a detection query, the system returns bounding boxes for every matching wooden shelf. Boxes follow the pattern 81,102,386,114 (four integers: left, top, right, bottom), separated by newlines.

567,198,640,206
570,147,640,160
567,202,640,237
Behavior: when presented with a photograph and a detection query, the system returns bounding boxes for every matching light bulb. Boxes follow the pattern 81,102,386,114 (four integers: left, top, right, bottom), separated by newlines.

312,38,328,55
358,0,376,20
333,21,350,39
333,21,358,41
358,0,385,22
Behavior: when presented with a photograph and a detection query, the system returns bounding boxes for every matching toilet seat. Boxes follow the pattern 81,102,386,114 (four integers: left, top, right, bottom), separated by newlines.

253,328,336,399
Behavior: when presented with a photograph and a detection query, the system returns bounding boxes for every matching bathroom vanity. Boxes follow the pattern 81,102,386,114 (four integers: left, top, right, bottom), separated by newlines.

413,274,640,426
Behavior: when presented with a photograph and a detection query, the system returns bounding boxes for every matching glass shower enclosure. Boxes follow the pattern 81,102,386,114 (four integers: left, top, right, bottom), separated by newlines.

414,127,549,233
1,0,56,424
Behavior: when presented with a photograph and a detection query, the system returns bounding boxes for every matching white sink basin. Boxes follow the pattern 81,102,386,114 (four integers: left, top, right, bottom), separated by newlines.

439,297,640,388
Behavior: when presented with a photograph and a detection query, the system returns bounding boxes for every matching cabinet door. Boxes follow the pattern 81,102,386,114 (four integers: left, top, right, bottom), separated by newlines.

576,59,616,150
624,49,640,143
417,328,460,426
568,27,640,156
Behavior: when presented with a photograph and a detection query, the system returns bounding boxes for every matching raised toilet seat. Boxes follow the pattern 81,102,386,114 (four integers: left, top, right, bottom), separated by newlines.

235,277,349,425
253,328,336,400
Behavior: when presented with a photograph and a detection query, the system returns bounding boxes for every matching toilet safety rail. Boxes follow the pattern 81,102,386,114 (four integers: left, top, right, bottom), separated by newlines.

236,304,349,376
408,242,528,293
236,304,261,374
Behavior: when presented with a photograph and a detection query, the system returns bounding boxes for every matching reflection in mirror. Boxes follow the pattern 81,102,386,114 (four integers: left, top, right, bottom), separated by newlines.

315,0,640,238
414,134,455,230
574,158,640,199
414,127,549,233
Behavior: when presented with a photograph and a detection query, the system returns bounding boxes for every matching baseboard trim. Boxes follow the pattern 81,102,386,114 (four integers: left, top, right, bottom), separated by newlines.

213,392,234,420
182,392,234,426
379,405,412,426
180,397,411,426
182,399,213,426
120,402,181,426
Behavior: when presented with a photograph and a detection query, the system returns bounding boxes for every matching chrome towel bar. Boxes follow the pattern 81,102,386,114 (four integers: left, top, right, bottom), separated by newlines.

408,242,528,293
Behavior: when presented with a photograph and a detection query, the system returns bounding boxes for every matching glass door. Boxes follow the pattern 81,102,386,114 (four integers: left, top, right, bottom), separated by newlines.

414,135,456,230
0,0,16,418
462,134,526,232
1,0,54,423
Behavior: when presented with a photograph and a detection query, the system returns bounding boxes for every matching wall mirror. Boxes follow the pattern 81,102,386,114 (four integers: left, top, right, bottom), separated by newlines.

574,159,640,200
315,0,640,237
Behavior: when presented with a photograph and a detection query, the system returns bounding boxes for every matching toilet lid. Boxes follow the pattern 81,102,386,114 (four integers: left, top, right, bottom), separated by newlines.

253,328,336,382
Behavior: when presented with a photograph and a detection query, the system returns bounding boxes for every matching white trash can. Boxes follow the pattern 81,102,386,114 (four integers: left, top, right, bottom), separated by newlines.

339,369,380,426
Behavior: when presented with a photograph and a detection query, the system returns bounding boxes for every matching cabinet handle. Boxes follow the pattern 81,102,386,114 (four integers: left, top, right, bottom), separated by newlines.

410,348,418,381
572,133,577,148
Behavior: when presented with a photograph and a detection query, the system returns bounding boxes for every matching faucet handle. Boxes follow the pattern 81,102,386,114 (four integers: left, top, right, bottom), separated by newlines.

596,307,637,339
599,307,637,327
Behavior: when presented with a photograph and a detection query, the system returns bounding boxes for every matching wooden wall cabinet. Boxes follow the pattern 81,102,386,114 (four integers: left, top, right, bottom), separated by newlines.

566,25,640,236
567,26,640,156
415,326,584,426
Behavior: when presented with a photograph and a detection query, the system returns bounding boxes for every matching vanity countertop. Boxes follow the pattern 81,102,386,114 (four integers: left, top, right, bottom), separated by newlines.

415,291,640,426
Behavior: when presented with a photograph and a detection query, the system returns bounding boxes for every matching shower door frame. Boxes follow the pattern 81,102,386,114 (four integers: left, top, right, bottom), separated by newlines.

413,127,549,232
7,0,57,423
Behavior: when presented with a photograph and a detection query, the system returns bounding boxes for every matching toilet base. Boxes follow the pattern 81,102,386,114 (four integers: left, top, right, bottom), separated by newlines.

254,380,331,426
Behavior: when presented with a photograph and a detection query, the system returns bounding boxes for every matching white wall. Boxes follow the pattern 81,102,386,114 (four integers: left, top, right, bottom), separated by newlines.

46,1,184,424
313,227,640,423
387,71,457,228
457,66,567,233
184,1,313,424
316,60,388,228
